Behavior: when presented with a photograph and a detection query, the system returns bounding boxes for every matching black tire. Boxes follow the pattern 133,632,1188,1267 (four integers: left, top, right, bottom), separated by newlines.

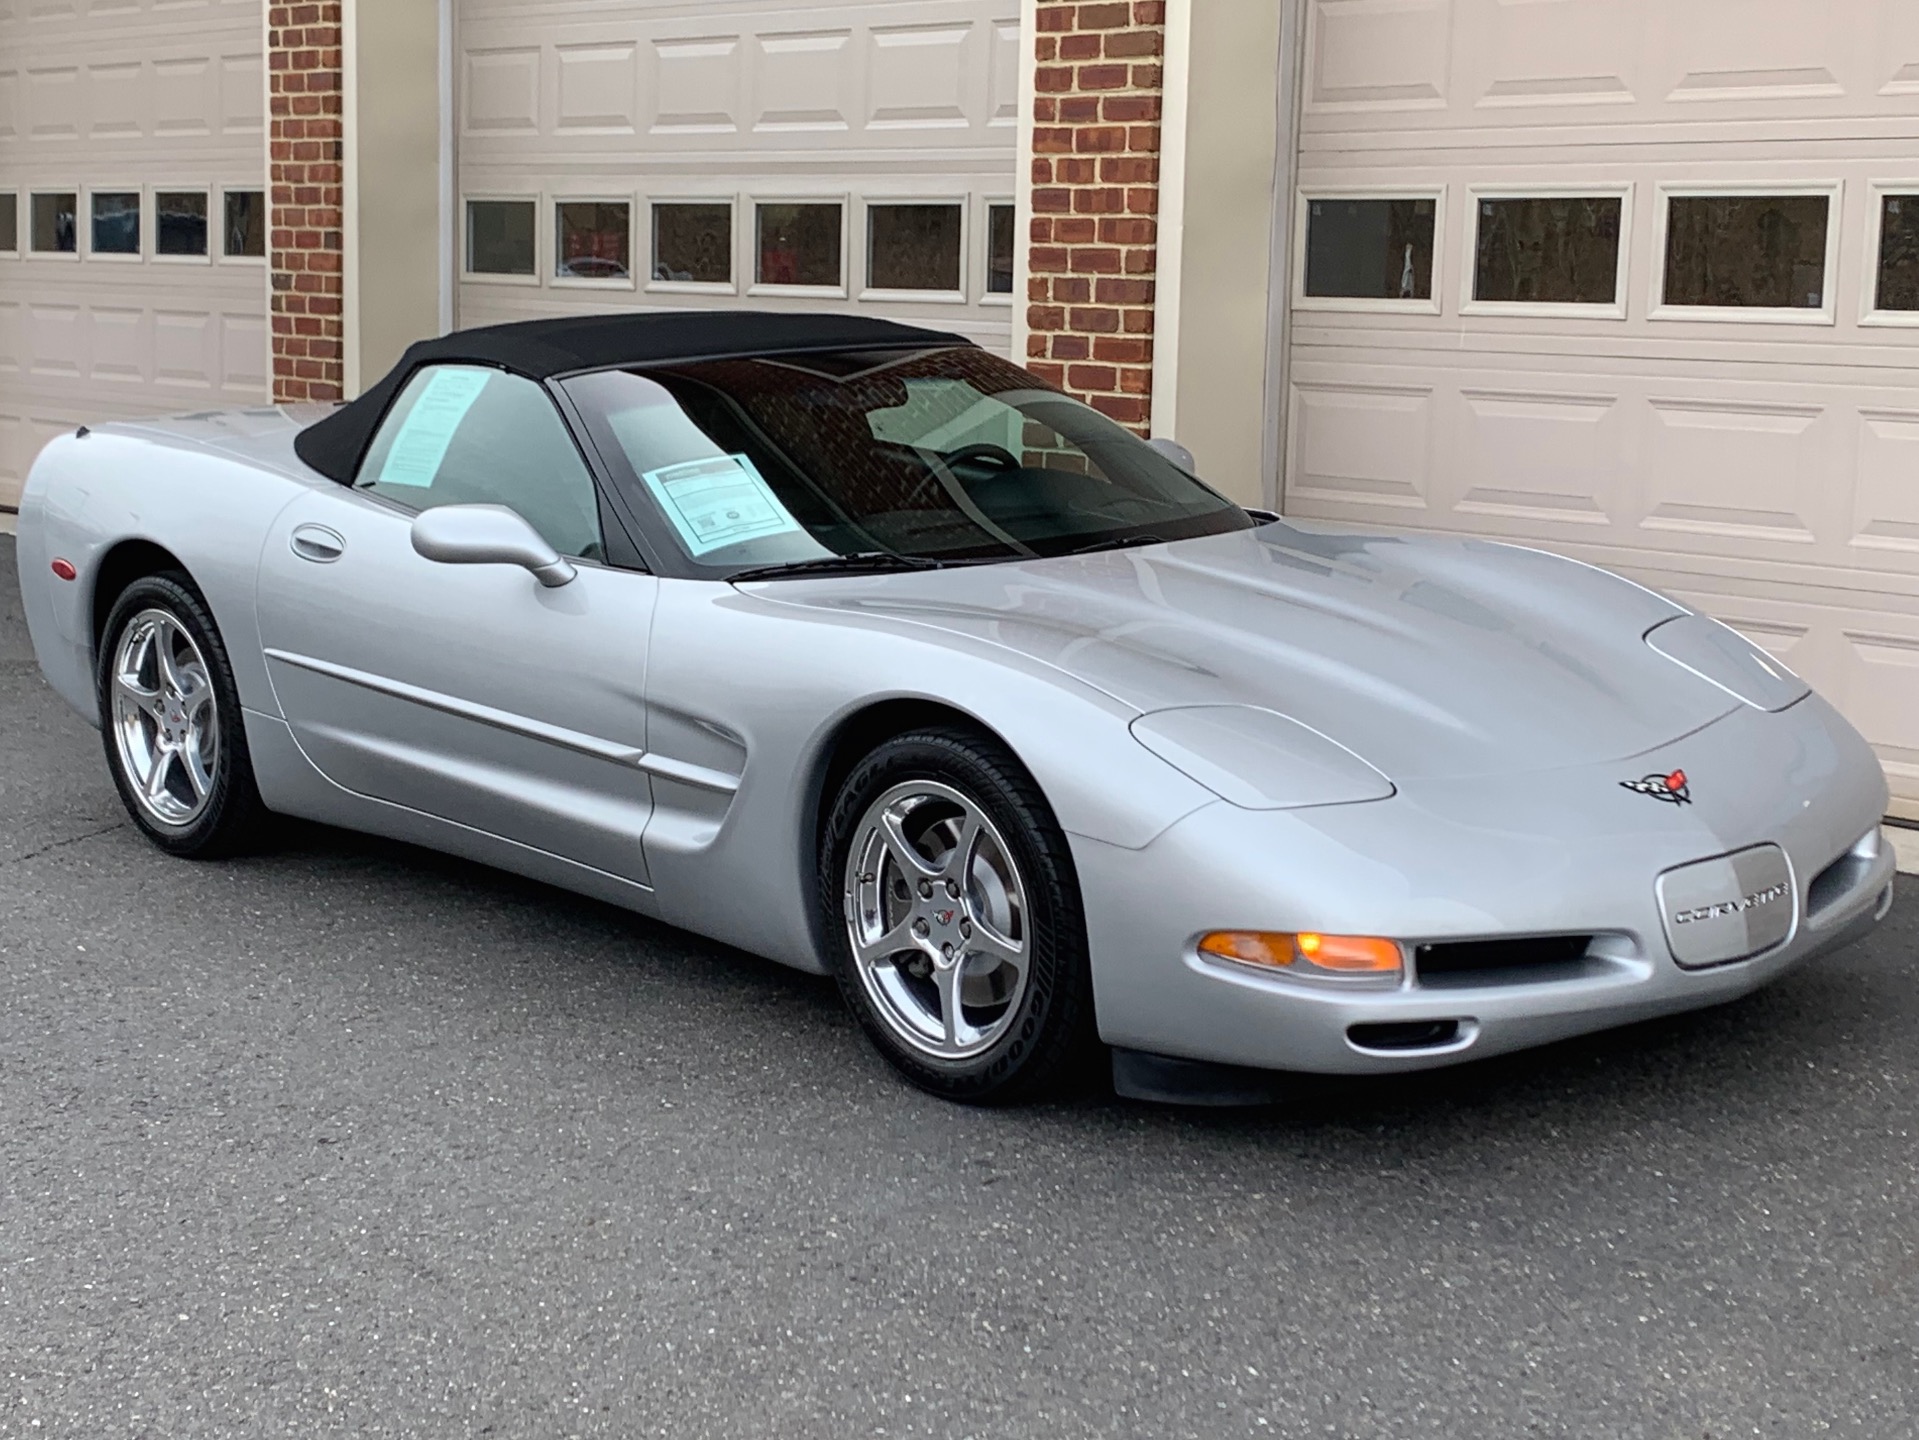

820,725,1097,1104
96,571,269,859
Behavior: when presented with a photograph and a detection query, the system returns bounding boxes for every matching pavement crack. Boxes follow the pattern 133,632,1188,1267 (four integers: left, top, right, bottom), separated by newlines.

1,819,128,869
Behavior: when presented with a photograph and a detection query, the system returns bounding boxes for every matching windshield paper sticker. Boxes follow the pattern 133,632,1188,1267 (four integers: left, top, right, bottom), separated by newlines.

377,367,491,488
640,453,804,556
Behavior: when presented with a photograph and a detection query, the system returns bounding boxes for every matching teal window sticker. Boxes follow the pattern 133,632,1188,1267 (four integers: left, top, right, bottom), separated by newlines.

378,367,492,488
641,452,805,556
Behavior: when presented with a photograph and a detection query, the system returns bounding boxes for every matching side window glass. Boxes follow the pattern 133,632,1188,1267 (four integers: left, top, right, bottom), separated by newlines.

355,366,604,561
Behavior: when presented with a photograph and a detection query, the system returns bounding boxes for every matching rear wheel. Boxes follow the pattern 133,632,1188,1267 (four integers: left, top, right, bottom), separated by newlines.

821,727,1096,1103
97,573,268,858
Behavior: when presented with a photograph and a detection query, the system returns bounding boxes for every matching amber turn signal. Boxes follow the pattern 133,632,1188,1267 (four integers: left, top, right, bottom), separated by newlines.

1199,930,1404,978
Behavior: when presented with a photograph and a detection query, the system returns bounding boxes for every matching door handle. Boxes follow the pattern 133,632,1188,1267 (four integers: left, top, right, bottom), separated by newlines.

290,524,346,563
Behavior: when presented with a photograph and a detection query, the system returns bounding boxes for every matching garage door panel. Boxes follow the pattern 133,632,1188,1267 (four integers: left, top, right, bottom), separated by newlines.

465,47,542,133
154,309,217,390
1306,0,1452,114
1640,399,1824,546
866,22,970,130
1287,380,1435,515
1851,409,1919,556
1455,387,1620,527
555,42,640,136
1654,0,1848,103
1465,0,1636,111
89,307,151,385
649,37,741,135
1838,630,1919,798
27,305,85,381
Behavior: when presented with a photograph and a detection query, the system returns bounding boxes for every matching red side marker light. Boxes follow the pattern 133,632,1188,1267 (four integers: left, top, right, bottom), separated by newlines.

50,558,77,582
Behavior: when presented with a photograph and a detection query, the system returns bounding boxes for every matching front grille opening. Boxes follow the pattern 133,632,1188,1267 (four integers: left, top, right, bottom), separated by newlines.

1414,934,1594,984
1348,1020,1461,1052
1807,851,1873,921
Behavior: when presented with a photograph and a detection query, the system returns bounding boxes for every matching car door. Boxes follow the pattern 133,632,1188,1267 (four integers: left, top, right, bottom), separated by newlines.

255,363,659,884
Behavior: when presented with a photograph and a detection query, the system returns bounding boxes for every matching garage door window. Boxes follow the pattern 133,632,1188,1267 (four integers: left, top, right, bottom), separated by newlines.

156,192,209,258
1661,192,1833,315
466,199,536,277
91,192,141,257
31,192,78,255
1301,195,1438,308
756,202,842,290
223,190,266,260
866,203,963,295
651,203,731,287
556,200,631,283
1873,194,1919,314
0,193,16,256
986,203,1015,295
1471,195,1625,311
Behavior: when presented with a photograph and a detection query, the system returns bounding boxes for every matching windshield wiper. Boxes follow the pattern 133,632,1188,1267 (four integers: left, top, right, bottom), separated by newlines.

1072,533,1169,556
727,551,941,583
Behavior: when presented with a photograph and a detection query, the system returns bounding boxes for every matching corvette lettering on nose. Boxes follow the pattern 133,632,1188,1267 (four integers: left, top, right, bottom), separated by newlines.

1672,880,1790,926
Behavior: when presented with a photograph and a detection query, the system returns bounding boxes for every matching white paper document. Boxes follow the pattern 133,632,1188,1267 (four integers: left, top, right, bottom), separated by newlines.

377,367,491,488
640,453,805,556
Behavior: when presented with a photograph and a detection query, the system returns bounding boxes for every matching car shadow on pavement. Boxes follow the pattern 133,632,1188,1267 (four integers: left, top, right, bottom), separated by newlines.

249,811,1910,1155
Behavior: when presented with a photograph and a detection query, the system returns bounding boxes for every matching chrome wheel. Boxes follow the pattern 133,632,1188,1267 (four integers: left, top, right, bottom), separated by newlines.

843,780,1031,1061
109,608,219,828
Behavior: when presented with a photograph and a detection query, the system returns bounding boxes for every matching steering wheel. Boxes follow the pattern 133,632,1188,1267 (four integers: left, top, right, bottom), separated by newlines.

941,442,1023,473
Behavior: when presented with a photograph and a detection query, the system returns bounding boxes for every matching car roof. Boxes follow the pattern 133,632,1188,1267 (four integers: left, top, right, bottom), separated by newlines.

292,310,972,486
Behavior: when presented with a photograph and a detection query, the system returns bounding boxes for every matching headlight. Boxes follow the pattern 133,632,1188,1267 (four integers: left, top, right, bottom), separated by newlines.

1645,614,1808,712
1131,704,1393,810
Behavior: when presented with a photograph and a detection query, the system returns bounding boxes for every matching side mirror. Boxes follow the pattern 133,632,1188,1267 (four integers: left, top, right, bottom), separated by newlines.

1147,436,1196,472
410,504,576,588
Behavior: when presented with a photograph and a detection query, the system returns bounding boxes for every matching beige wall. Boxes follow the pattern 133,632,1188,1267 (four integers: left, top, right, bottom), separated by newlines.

1151,0,1294,506
344,0,444,393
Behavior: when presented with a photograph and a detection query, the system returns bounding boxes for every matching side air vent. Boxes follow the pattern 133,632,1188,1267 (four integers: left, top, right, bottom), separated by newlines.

1414,935,1594,986
1348,1020,1463,1053
1806,831,1884,922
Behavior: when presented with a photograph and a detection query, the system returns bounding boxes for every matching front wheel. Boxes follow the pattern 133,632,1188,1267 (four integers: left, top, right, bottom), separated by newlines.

820,727,1096,1103
97,573,269,859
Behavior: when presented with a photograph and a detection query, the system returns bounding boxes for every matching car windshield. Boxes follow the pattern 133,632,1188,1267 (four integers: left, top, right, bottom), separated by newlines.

560,345,1251,576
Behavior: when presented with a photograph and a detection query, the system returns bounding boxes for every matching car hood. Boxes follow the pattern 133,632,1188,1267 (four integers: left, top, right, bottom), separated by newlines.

759,522,1744,782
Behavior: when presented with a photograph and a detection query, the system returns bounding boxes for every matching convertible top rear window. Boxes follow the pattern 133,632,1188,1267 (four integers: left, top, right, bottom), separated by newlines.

562,346,1250,575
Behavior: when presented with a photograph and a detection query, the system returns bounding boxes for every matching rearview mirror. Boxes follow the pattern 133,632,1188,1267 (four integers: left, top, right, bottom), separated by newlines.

410,504,576,588
1147,436,1196,472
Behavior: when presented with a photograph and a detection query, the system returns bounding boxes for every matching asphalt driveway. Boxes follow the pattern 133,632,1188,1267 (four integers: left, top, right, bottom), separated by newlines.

1,535,1914,1439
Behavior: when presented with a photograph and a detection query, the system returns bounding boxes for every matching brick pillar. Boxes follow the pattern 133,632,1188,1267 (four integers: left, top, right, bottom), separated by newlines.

268,3,346,403
1027,1,1164,432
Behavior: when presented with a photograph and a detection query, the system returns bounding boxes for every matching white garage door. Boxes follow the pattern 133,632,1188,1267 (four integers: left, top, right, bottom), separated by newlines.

1284,0,1919,811
455,0,1021,353
0,0,268,511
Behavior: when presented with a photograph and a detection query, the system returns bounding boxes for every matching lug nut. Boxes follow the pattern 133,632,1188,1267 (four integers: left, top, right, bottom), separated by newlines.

918,880,933,899
960,921,972,939
944,878,960,899
913,919,929,937
941,942,954,958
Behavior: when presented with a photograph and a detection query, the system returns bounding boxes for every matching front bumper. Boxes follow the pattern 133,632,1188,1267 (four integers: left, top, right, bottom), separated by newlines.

1078,693,1894,1075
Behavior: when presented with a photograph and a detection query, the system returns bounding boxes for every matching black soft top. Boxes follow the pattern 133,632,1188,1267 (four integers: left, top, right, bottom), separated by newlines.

292,310,972,485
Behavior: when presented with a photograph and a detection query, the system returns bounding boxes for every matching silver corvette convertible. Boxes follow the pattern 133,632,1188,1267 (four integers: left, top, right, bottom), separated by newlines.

16,312,1895,1103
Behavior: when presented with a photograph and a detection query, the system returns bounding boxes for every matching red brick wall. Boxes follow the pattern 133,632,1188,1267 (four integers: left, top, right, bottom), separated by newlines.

1027,1,1164,432
268,3,345,404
